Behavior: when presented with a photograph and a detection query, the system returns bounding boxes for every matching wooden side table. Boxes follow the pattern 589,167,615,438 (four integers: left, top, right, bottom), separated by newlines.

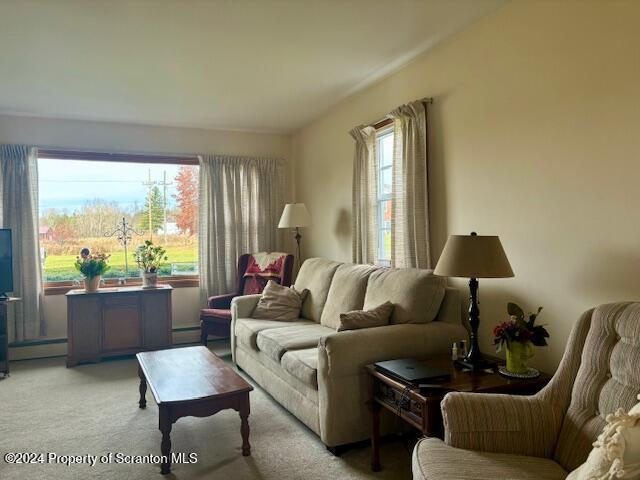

365,354,550,472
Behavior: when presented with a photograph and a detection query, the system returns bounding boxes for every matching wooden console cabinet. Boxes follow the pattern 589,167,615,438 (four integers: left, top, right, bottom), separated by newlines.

66,285,172,367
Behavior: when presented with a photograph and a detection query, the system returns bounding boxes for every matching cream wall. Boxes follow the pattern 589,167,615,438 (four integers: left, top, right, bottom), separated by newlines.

292,0,640,372
0,114,292,359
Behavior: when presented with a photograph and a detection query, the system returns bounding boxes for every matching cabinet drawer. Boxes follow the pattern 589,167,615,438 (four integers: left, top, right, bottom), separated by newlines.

103,296,138,307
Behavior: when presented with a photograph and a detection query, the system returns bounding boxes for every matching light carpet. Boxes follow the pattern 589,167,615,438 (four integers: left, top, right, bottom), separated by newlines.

0,345,413,479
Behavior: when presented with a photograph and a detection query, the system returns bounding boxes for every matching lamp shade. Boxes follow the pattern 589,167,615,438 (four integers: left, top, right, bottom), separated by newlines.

434,233,514,279
278,203,311,228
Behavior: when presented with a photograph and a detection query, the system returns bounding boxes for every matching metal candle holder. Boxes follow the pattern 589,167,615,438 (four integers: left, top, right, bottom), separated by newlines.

104,217,143,276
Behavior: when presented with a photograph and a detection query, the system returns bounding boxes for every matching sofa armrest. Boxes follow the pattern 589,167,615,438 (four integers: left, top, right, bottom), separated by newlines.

315,321,466,446
208,293,237,309
442,391,564,458
318,322,466,378
435,287,464,325
230,294,262,364
231,294,261,319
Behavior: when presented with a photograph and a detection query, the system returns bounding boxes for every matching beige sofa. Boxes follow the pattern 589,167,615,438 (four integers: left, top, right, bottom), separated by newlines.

230,258,466,449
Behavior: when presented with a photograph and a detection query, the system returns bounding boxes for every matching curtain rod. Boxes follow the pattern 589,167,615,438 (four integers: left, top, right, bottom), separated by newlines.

37,146,198,159
37,148,199,165
367,97,433,129
36,148,284,166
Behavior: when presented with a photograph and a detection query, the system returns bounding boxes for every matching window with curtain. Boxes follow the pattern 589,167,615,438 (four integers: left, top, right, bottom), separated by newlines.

375,126,394,266
351,98,431,269
35,150,200,291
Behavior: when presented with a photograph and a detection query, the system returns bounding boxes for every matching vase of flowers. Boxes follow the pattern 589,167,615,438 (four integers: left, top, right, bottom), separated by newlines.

493,302,550,375
134,240,168,288
74,248,110,293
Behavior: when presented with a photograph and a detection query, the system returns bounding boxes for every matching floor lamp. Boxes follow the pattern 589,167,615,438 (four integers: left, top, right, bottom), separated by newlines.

434,232,514,371
278,203,311,271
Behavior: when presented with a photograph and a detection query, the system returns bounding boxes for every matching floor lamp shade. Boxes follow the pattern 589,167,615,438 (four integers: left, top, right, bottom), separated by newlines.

278,203,311,271
434,232,514,371
278,203,311,229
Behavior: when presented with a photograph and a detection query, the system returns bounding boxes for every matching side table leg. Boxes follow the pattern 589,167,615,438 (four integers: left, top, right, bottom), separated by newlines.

138,365,147,409
239,393,251,456
370,401,381,471
159,406,172,474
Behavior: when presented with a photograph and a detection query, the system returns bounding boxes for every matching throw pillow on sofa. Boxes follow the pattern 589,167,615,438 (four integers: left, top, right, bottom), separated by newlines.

566,394,640,480
252,280,309,321
337,302,394,332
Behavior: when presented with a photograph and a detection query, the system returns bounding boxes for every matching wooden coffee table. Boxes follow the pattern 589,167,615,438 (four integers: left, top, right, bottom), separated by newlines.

137,346,253,474
366,354,551,471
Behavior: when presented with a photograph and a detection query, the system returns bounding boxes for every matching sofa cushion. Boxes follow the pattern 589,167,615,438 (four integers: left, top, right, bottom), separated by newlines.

319,263,379,329
412,437,567,480
256,324,334,362
235,318,315,350
337,301,394,332
281,348,319,388
294,258,342,322
364,268,445,324
252,280,308,321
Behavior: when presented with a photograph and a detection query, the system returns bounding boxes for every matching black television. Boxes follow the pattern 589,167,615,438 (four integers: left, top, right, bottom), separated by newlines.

0,229,13,300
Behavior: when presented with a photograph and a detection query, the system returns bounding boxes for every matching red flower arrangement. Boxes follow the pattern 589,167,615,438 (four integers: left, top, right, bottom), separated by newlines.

493,302,550,352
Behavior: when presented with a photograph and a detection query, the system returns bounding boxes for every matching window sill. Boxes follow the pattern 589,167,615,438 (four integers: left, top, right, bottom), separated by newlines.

44,276,199,296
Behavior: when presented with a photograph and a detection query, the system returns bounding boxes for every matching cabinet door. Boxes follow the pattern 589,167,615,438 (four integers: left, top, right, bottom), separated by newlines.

102,296,141,351
70,297,101,360
141,292,171,350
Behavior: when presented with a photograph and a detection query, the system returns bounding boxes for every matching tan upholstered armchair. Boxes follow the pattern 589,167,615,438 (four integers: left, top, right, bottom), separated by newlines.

412,302,640,480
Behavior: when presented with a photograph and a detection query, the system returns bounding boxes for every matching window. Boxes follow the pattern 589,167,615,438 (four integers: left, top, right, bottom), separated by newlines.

37,154,199,285
376,126,394,266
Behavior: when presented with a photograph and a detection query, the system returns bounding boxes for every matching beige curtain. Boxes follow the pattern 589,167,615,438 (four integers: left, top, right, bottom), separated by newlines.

350,125,377,264
198,154,284,303
0,145,45,341
389,100,431,268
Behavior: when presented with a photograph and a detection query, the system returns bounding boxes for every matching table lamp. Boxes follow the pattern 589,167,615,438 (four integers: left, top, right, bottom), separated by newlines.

434,232,514,371
278,203,311,270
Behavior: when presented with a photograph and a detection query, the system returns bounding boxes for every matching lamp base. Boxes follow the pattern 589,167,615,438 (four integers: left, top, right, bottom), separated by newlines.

455,355,496,372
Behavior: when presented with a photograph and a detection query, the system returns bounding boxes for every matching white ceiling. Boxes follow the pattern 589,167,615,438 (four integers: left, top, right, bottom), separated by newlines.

0,0,505,133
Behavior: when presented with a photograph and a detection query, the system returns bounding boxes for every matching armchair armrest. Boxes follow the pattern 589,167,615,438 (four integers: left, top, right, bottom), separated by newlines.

208,293,237,309
440,308,594,459
442,391,564,458
318,322,465,378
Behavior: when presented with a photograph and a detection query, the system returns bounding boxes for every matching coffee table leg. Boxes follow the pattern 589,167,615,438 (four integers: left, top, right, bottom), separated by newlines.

138,365,147,409
159,406,172,474
239,393,251,456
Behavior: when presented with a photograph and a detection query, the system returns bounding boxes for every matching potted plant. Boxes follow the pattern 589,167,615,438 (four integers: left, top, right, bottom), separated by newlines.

134,240,168,288
74,248,110,292
493,302,550,375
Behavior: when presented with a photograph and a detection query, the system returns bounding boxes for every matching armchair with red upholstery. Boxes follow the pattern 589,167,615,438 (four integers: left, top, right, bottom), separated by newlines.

200,252,294,344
